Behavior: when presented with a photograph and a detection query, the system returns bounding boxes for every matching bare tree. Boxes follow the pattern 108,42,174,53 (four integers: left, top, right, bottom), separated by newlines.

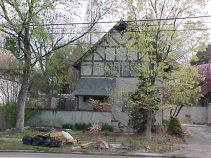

0,0,111,130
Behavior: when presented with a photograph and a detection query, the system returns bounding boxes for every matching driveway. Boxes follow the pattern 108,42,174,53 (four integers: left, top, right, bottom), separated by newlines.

173,124,211,158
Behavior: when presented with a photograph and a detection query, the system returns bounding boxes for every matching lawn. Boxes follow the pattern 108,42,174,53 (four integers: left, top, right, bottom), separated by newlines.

0,128,184,154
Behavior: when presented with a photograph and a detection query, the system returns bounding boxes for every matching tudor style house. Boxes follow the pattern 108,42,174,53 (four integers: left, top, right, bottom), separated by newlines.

73,21,138,111
73,20,162,112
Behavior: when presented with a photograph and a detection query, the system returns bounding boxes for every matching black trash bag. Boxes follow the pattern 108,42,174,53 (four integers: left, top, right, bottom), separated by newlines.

49,139,63,147
43,137,51,146
22,135,32,145
32,135,44,146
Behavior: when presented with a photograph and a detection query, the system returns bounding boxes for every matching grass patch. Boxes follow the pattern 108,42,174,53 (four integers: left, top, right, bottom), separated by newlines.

0,128,184,154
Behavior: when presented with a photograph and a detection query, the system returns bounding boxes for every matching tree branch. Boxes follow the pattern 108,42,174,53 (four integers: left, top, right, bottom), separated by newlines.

175,105,184,117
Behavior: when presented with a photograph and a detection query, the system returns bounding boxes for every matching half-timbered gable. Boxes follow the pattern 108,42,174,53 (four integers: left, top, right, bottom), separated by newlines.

73,21,140,79
73,20,141,112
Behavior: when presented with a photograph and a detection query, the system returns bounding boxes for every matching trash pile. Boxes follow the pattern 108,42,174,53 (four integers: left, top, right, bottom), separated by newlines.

22,131,78,147
22,129,128,151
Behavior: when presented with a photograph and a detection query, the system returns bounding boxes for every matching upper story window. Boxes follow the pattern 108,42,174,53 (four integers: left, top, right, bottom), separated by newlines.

122,61,130,76
93,62,104,76
130,62,138,76
105,62,113,77
113,62,120,76
81,62,92,76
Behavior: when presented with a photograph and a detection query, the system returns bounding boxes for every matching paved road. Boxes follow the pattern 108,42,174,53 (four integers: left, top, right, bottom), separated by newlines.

0,152,162,158
174,124,211,158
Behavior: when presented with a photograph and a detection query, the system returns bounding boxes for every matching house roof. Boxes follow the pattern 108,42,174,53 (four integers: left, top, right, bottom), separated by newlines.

73,78,116,96
195,45,211,65
0,48,20,75
73,20,128,69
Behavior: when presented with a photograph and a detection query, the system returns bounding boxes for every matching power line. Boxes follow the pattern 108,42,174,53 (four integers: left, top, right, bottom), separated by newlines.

49,27,211,35
30,15,211,26
41,21,211,30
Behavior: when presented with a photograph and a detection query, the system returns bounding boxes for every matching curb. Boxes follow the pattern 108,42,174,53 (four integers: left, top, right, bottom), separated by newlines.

0,150,165,157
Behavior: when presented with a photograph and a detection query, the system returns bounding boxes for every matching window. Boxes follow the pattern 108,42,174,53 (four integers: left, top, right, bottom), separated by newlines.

93,62,104,76
113,62,120,76
122,61,130,76
130,62,138,76
105,62,113,76
81,62,92,76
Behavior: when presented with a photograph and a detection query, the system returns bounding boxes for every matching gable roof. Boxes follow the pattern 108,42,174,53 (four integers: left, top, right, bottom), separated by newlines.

0,48,20,75
73,20,128,69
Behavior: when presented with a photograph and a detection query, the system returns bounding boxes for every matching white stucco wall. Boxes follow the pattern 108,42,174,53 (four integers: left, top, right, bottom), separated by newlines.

116,78,139,93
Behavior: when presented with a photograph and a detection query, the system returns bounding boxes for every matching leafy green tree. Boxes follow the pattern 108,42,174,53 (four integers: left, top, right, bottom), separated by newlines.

163,64,202,118
4,36,21,60
124,0,208,139
45,46,83,94
0,0,110,131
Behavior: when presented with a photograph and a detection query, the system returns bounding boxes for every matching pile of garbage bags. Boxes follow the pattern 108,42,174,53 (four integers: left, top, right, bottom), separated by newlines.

22,131,76,147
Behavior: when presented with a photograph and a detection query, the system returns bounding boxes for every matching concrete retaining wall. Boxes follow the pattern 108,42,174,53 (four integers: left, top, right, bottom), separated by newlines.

27,106,209,128
26,110,113,127
155,106,208,124
1,106,211,129
207,104,211,124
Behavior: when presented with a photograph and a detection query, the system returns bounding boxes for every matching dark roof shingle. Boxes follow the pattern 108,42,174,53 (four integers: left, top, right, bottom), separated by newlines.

73,78,116,96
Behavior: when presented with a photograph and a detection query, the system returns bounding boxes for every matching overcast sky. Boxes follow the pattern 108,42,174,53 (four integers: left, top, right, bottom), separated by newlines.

205,1,211,42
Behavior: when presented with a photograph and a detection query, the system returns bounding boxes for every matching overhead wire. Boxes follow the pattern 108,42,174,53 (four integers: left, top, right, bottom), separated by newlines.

30,15,211,26
27,15,211,36
48,28,211,35
42,21,211,29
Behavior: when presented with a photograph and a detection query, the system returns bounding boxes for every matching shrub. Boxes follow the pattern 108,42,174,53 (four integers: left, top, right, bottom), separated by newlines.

89,123,101,133
2,101,41,127
74,122,91,131
168,117,182,135
62,123,73,129
101,123,114,132
162,119,170,127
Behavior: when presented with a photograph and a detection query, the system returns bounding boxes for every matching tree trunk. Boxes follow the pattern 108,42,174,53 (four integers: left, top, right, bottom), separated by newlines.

175,105,184,117
146,108,152,140
16,70,30,131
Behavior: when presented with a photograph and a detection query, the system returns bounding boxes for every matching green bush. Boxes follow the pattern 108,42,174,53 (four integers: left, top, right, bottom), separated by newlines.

62,123,73,129
101,123,114,132
168,117,182,135
162,119,170,127
74,122,91,131
3,102,41,127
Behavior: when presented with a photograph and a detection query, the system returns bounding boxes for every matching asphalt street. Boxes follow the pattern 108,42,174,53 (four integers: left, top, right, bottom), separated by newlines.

0,152,163,158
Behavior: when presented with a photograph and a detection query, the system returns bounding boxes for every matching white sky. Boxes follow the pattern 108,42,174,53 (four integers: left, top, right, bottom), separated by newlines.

205,1,211,42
